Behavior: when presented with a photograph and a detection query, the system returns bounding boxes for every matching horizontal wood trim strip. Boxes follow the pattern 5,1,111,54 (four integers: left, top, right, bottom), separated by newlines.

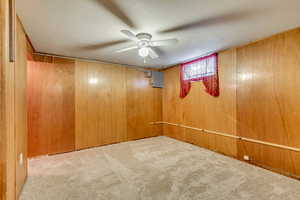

203,129,240,139
151,121,300,153
241,137,300,153
182,125,203,132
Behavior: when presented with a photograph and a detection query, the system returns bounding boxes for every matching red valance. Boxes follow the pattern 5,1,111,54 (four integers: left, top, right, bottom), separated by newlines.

180,53,219,98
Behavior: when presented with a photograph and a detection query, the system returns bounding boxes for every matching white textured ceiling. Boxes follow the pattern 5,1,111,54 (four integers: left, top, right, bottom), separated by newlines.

17,0,300,68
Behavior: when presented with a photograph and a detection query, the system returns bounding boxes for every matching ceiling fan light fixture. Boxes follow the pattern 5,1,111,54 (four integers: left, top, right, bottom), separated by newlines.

117,30,178,60
138,47,149,57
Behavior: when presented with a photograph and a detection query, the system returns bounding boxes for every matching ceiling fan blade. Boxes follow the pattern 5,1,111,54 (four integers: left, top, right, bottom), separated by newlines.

121,30,138,41
148,47,159,59
150,39,178,47
96,0,136,28
80,40,128,50
159,10,257,33
116,45,138,53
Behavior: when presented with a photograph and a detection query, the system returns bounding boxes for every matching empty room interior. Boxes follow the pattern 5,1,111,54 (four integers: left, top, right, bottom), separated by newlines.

2,0,300,199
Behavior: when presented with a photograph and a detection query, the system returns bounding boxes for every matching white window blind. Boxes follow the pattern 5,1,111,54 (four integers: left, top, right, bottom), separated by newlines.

183,55,216,81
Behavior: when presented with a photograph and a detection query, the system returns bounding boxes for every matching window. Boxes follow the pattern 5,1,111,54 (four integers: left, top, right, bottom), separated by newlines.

180,53,219,98
182,54,217,81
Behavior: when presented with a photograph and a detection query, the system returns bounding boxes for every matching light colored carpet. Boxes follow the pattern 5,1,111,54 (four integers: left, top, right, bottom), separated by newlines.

20,136,300,200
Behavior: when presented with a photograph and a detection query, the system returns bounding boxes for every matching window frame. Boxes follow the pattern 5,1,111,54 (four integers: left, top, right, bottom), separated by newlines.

181,53,217,82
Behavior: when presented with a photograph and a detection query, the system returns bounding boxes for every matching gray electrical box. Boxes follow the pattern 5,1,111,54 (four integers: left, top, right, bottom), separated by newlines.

151,71,164,88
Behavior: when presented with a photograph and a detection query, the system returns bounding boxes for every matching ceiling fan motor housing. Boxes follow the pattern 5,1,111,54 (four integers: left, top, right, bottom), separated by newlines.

117,30,177,59
136,33,152,41
136,33,152,48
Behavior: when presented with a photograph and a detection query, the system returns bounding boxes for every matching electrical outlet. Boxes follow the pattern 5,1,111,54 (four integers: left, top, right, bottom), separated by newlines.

243,155,250,161
19,153,23,165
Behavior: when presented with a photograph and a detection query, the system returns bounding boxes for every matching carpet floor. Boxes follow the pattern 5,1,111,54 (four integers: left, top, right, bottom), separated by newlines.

20,136,300,200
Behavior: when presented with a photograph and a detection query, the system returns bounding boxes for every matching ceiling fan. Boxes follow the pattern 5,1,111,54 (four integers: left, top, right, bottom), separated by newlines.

81,1,258,63
116,30,178,59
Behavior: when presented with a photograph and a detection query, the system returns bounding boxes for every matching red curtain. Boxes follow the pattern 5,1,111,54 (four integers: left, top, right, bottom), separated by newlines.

180,53,219,98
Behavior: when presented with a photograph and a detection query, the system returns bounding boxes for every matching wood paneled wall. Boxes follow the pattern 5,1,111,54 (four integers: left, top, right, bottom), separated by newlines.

0,1,9,198
27,59,162,156
0,1,28,198
162,27,300,178
126,68,162,140
27,59,75,157
237,28,300,177
163,49,237,157
75,61,127,149
15,17,28,198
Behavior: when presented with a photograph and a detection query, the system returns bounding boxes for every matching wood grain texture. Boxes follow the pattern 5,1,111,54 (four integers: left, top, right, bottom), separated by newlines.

75,61,127,149
75,61,162,149
15,17,27,198
0,1,20,199
0,1,10,199
108,64,128,144
6,1,16,197
1,2,27,199
0,1,5,197
162,66,183,125
28,57,162,155
27,58,75,157
237,28,300,176
162,49,237,157
163,27,300,178
126,68,162,140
